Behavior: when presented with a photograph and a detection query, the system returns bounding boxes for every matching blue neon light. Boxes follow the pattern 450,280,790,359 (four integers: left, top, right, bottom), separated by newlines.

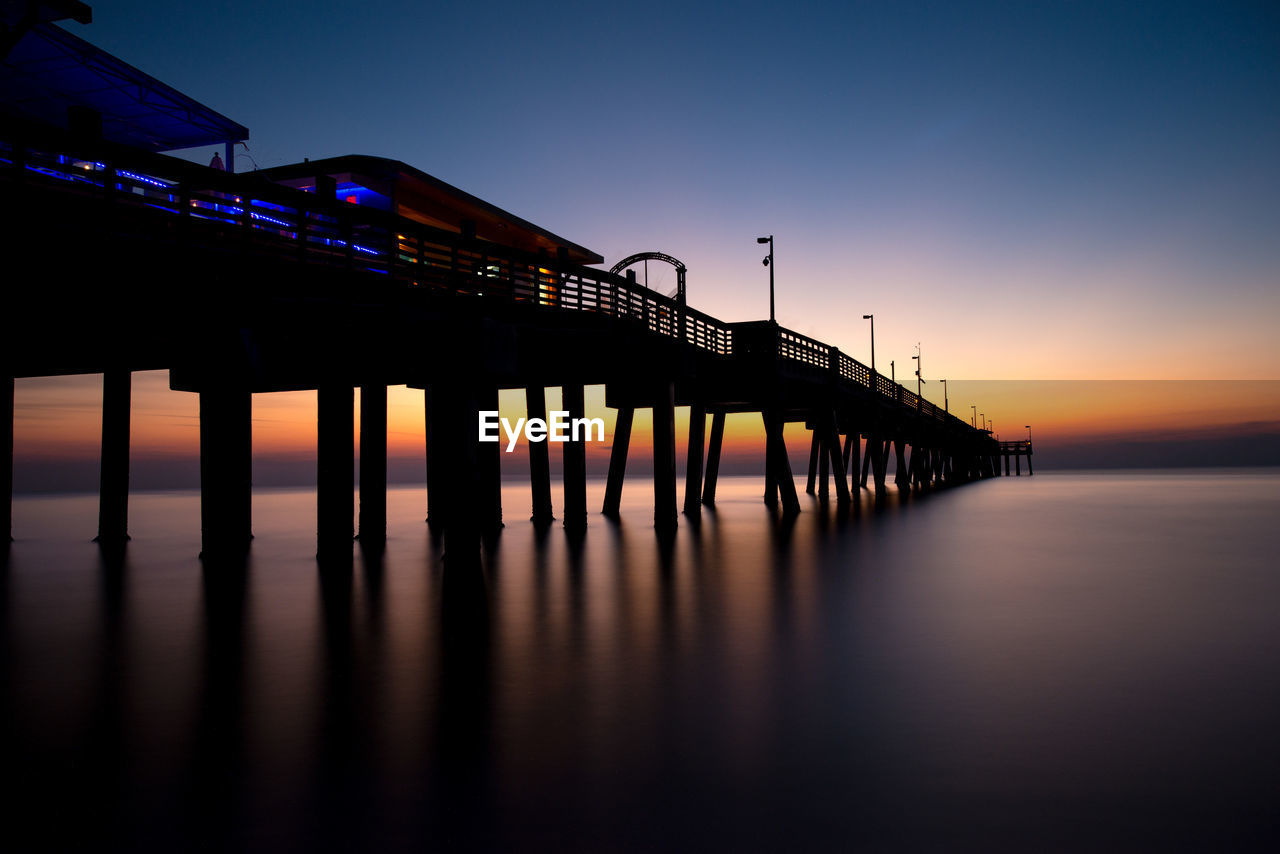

250,211,292,228
117,169,171,189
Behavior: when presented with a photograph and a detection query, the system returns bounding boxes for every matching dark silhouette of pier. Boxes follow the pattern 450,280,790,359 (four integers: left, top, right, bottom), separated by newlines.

1,121,1028,567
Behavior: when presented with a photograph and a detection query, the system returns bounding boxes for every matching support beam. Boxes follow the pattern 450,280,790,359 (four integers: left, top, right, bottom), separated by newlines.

601,404,632,517
317,384,354,560
653,382,678,531
683,403,706,517
817,427,830,501
96,369,131,546
527,386,554,524
199,387,252,559
763,412,778,506
871,435,888,495
702,411,725,506
562,382,587,530
425,387,443,526
358,383,387,545
2,374,11,546
477,385,502,531
806,430,820,495
824,417,851,506
764,411,801,515
434,381,481,572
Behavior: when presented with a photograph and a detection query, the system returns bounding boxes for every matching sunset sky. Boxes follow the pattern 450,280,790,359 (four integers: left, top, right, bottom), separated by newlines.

12,1,1280,489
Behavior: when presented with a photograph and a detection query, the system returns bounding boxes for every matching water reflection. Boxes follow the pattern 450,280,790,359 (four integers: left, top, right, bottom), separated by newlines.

3,474,1280,850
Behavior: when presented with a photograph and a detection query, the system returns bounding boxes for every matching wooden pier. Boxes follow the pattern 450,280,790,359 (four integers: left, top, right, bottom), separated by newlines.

1,122,1016,567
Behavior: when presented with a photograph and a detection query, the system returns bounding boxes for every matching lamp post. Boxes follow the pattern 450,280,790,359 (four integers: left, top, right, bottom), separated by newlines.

911,342,924,400
1025,424,1032,445
980,413,986,431
940,378,948,413
862,314,875,373
971,405,976,427
757,235,774,323
890,360,895,383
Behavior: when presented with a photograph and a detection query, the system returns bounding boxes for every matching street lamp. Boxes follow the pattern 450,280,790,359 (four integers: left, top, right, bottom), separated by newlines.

890,360,895,383
757,235,774,323
940,378,948,413
911,342,924,400
862,314,875,373
980,413,986,431
971,405,976,427
1025,424,1032,445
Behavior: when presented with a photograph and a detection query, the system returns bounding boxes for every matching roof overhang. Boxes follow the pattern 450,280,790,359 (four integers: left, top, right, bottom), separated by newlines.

260,155,603,265
0,20,248,151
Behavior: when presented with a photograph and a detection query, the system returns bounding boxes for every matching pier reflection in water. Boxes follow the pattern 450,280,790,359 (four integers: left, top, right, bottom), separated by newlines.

4,472,1279,851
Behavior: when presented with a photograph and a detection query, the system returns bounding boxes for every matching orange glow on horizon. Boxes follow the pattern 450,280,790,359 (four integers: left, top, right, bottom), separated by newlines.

10,374,1278,482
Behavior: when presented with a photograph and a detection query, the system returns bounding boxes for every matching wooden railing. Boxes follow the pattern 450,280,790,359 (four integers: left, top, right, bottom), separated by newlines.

2,125,988,437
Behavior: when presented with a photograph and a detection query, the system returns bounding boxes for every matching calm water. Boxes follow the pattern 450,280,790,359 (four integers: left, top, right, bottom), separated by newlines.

3,471,1279,851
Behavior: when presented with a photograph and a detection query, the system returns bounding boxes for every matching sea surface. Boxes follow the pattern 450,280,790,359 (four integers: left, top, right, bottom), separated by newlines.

3,471,1279,852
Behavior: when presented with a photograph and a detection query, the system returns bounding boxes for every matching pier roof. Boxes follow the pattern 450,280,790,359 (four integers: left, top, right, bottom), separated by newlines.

259,154,603,265
0,20,248,151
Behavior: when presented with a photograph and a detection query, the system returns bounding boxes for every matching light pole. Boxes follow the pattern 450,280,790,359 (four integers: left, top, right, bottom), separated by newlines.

911,342,924,400
862,314,875,373
980,413,986,431
940,378,948,413
971,405,976,427
890,360,895,383
757,235,774,323
1025,424,1032,445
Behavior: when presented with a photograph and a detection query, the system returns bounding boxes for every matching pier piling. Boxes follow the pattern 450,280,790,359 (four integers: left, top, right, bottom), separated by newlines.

653,382,678,531
317,384,354,559
562,382,587,530
602,403,632,517
527,386,554,524
683,403,706,517
702,411,724,506
199,386,252,559
96,369,131,546
358,383,387,545
3,374,11,546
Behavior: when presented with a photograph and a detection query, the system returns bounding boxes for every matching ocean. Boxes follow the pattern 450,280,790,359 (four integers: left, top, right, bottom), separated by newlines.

3,470,1279,851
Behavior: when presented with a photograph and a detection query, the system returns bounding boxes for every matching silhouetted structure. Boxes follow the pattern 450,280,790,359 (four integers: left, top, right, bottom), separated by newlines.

1,15,1014,566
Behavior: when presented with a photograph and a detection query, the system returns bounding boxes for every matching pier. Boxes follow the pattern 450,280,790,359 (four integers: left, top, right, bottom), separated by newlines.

1,18,1018,567
1,123,1012,566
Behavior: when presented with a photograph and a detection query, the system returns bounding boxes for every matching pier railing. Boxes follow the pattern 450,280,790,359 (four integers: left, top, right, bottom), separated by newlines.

3,125,984,436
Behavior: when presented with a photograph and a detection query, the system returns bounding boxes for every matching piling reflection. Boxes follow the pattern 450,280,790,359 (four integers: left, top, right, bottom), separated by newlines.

191,554,250,850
